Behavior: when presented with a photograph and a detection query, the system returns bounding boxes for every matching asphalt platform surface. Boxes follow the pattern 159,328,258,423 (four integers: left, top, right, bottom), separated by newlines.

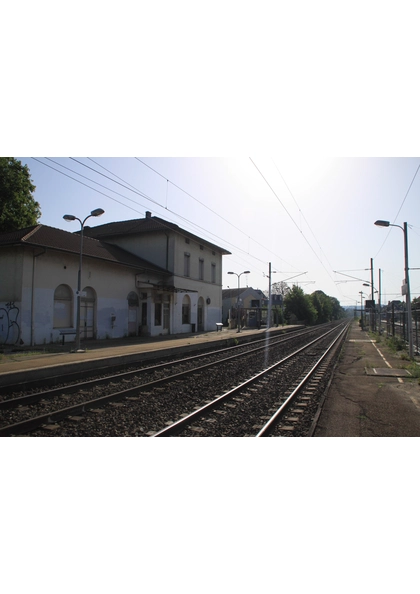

314,321,420,437
1,322,419,436
0,326,286,387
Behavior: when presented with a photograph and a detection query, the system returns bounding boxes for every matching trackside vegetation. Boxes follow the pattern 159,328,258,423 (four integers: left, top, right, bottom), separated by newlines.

283,286,346,326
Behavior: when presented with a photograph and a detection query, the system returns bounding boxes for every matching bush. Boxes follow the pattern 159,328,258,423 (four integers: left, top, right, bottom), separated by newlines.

386,336,405,352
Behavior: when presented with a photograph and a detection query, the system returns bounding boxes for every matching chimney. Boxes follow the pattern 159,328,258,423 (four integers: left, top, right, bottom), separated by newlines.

145,211,152,219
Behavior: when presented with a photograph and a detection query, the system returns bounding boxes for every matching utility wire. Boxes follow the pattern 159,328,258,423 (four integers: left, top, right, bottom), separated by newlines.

374,161,420,259
87,157,143,193
134,157,263,249
271,158,336,273
69,157,161,206
45,158,159,210
32,158,295,274
249,158,338,287
70,156,297,269
31,158,145,216
134,157,301,272
135,158,238,228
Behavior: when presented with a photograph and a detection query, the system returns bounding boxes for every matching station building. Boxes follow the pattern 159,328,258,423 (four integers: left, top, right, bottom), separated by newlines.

0,212,231,346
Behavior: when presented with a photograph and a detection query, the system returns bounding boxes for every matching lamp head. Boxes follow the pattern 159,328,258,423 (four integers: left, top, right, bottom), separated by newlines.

63,214,76,222
243,270,250,274
91,208,105,217
375,220,390,227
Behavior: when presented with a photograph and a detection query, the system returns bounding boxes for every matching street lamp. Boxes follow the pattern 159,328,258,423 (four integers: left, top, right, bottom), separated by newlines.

63,208,105,352
359,291,365,329
374,220,413,358
363,282,378,331
228,270,250,333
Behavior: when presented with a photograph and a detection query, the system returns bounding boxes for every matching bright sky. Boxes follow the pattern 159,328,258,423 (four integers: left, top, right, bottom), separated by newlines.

5,0,420,560
16,157,420,308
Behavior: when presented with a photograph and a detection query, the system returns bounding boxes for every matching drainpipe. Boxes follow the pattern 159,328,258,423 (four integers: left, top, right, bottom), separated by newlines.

31,248,46,346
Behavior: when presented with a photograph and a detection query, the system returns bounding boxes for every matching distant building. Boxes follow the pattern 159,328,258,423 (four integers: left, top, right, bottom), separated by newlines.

0,212,230,346
222,287,267,328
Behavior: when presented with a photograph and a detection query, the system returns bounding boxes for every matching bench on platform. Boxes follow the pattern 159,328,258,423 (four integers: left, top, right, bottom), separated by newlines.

59,329,76,345
216,323,223,332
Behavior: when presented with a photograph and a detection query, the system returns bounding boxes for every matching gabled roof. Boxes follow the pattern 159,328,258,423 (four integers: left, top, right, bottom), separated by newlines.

0,225,170,274
82,213,231,256
222,287,267,300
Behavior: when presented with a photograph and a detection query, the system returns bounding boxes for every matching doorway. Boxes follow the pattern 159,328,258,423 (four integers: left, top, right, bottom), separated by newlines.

127,291,139,336
197,297,205,331
80,287,96,339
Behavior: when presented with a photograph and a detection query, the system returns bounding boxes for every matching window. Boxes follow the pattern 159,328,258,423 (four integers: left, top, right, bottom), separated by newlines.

127,291,139,307
53,284,73,328
199,258,204,281
155,302,162,326
184,253,190,277
182,295,191,324
142,302,148,326
211,263,216,284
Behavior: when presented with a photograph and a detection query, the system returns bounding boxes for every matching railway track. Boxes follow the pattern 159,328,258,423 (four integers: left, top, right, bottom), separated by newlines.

154,322,349,437
0,322,348,436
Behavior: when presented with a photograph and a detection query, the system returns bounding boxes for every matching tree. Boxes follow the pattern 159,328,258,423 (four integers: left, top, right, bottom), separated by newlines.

310,290,346,323
330,296,345,320
311,290,333,323
284,285,318,325
0,158,41,232
271,281,291,297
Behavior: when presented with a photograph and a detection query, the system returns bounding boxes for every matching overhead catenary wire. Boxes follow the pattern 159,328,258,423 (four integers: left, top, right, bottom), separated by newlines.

249,158,340,289
271,158,336,273
374,161,420,259
133,157,301,272
66,156,299,271
31,158,299,277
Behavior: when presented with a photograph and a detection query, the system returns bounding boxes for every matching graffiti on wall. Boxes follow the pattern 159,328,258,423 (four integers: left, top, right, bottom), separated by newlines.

0,302,21,345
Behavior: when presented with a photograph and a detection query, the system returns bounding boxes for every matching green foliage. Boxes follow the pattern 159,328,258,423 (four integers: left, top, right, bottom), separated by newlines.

284,285,318,325
401,362,420,378
311,290,345,323
386,336,405,352
0,158,41,232
283,286,346,326
271,281,291,297
272,306,284,326
311,290,333,323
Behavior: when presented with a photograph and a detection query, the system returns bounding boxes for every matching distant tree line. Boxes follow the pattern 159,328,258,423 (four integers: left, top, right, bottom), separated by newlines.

282,286,345,326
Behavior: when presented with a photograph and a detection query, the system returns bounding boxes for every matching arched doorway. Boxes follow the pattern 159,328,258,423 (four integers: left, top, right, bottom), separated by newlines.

182,294,191,327
80,287,96,339
53,284,73,329
197,297,205,331
127,291,139,336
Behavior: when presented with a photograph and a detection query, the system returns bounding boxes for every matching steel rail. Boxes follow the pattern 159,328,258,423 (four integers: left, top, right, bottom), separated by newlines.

0,325,331,411
256,323,349,436
0,325,306,396
152,324,347,437
0,325,341,436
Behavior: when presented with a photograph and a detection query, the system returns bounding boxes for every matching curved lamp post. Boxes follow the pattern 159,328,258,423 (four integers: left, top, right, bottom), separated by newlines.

363,282,378,331
228,270,250,332
374,220,413,358
359,291,365,329
63,208,105,352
